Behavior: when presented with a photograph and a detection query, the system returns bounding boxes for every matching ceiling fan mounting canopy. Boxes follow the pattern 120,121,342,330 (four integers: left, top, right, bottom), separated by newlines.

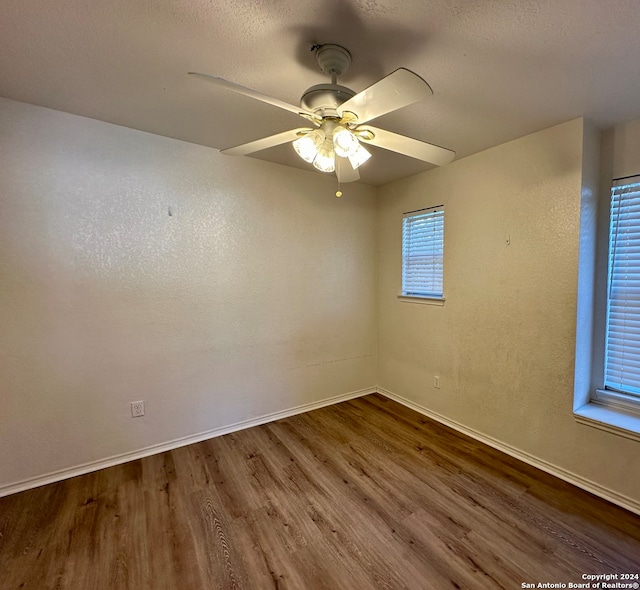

314,44,352,78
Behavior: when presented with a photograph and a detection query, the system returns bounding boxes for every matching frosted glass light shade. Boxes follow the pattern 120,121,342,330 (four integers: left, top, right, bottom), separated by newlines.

333,126,359,157
293,129,325,163
348,143,372,169
313,138,336,173
313,151,335,173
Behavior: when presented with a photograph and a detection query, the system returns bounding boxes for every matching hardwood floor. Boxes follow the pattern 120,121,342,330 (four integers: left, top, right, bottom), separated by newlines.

1,393,639,589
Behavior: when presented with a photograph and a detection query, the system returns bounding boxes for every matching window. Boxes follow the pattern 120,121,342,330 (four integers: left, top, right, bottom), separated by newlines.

598,176,640,412
573,128,640,440
401,206,444,299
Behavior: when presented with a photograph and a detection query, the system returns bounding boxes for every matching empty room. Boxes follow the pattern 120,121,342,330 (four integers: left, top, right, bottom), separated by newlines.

1,0,640,588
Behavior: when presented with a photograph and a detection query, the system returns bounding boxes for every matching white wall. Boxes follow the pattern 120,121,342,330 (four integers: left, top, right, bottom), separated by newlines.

377,118,640,508
0,98,377,491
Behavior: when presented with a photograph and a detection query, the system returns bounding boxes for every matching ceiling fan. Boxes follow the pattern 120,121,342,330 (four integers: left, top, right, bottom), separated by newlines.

189,44,455,187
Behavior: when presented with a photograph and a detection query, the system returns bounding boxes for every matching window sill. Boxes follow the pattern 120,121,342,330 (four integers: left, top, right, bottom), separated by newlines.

574,402,640,442
397,295,445,306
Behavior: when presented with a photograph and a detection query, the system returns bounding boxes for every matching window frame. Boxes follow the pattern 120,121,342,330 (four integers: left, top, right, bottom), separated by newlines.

399,206,445,304
574,171,640,442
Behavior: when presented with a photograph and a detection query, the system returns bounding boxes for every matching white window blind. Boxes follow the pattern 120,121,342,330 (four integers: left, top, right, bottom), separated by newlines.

604,176,640,399
402,207,444,298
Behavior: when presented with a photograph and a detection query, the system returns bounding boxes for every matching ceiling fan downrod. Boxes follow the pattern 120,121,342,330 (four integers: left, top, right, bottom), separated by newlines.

301,45,356,118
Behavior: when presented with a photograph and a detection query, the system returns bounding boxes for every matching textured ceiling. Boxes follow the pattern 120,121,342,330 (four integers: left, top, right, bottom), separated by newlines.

1,0,640,186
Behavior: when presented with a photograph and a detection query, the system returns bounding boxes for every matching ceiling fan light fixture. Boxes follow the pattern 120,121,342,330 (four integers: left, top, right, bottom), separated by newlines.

348,143,372,169
333,126,360,157
293,129,325,163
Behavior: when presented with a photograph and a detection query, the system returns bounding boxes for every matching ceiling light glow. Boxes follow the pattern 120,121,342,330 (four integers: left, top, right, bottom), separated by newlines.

312,138,336,173
333,126,360,157
348,143,372,169
293,129,325,163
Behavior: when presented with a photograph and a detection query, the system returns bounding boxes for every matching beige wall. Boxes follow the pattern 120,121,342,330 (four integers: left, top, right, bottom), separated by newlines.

377,118,640,506
2,98,638,509
604,117,640,180
0,98,377,490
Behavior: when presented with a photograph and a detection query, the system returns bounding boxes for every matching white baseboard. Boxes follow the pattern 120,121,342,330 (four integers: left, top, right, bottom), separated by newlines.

377,387,640,516
0,387,375,498
6,385,638,516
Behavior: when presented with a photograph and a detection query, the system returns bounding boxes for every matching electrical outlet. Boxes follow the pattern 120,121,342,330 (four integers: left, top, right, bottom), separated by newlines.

131,401,145,417
434,376,441,389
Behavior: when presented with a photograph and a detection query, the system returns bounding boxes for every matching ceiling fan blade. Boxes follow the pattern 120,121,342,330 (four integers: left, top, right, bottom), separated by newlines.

189,72,320,124
221,128,313,156
335,156,360,183
337,68,433,124
359,126,455,167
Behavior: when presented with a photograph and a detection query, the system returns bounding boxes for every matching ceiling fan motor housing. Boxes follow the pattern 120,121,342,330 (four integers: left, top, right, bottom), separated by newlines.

300,84,355,118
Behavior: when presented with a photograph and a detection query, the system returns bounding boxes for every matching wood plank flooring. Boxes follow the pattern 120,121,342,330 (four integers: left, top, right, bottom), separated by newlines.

1,393,639,589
